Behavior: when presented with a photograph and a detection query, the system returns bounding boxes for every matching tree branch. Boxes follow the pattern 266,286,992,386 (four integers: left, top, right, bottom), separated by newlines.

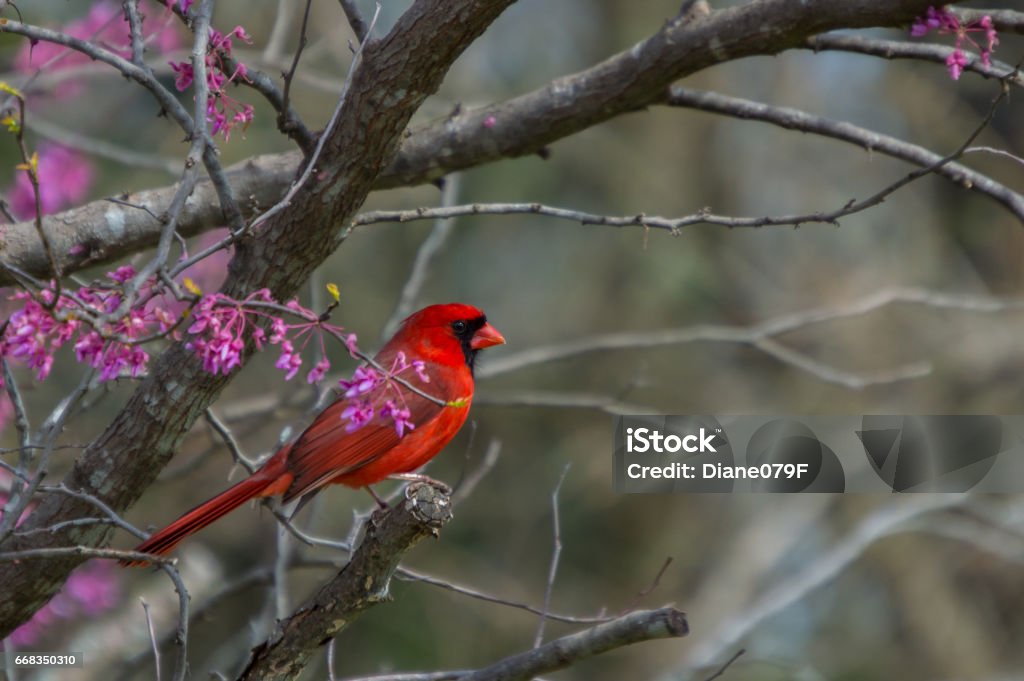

805,33,1023,85
460,607,688,681
339,608,689,681
238,482,454,681
338,0,369,44
0,0,942,285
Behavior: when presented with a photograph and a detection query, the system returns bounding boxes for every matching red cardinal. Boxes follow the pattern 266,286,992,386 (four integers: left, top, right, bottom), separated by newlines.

122,303,504,566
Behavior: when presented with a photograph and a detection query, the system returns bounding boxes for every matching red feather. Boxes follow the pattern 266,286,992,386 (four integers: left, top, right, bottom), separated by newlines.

122,303,504,566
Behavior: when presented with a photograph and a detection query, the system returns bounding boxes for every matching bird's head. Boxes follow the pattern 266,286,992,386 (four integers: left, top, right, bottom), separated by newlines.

394,303,505,372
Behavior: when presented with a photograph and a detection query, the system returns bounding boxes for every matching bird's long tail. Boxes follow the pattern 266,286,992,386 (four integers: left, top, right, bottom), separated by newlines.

121,448,292,566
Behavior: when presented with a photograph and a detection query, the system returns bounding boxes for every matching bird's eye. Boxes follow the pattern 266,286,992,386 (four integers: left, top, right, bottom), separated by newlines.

452,320,468,335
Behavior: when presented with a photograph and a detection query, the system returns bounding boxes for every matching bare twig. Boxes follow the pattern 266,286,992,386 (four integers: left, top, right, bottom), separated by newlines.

338,0,370,43
462,608,688,681
965,146,1024,168
204,408,258,474
140,599,163,681
394,566,611,625
0,545,175,563
699,649,745,681
620,557,674,615
268,0,318,153
122,0,147,66
158,562,191,681
535,465,570,648
281,0,315,126
0,359,31,539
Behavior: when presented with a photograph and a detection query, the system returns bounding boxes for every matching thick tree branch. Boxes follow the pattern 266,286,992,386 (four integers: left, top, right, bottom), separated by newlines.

379,0,936,187
0,0,941,285
0,151,300,286
238,483,453,681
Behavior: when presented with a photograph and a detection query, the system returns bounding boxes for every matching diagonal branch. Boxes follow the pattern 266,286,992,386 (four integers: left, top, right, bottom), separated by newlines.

238,483,454,681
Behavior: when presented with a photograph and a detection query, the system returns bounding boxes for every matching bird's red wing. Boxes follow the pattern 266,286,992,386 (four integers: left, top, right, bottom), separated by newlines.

282,386,444,501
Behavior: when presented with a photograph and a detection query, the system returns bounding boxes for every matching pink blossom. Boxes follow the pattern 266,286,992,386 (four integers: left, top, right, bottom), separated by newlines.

3,293,78,380
412,359,430,383
339,366,381,397
275,340,302,380
381,400,415,437
344,333,360,357
269,318,288,344
910,6,999,80
335,352,434,436
341,402,375,432
170,60,194,91
170,21,255,140
946,50,969,80
8,144,93,220
109,265,136,284
307,358,330,384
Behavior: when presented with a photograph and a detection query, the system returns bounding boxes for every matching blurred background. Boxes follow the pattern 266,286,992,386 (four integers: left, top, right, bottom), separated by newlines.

2,1,1024,679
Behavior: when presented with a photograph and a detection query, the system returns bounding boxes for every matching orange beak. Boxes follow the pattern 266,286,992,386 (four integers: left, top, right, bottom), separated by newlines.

470,322,506,350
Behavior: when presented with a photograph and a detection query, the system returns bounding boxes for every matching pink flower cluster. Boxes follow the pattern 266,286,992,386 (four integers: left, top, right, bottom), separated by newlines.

169,26,254,140
0,271,344,387
1,268,172,384
1,268,427,438
185,289,347,384
911,6,999,80
338,351,430,436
